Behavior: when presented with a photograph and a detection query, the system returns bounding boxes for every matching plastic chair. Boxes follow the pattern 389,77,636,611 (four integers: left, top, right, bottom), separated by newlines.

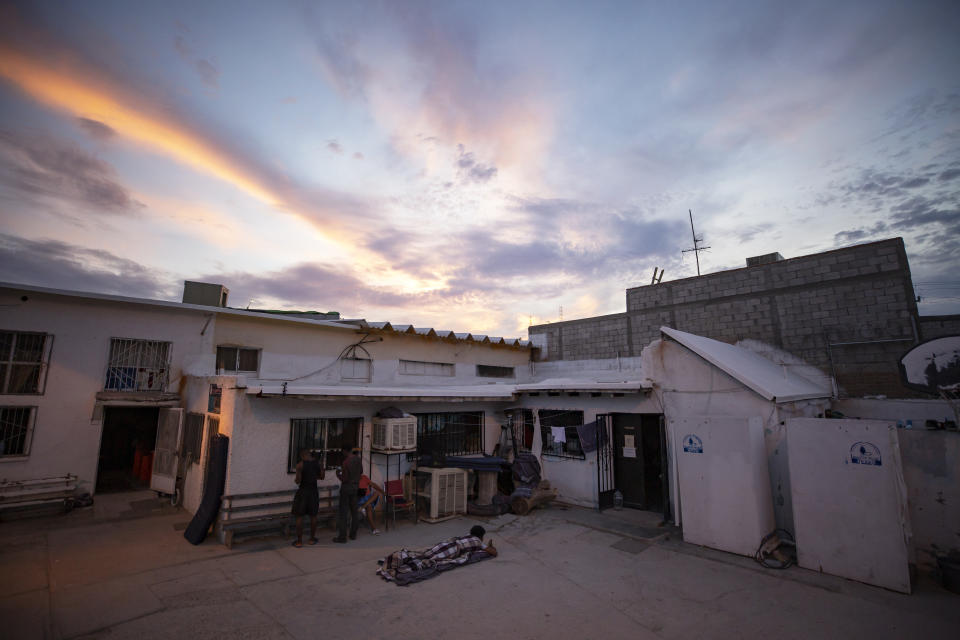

385,478,416,527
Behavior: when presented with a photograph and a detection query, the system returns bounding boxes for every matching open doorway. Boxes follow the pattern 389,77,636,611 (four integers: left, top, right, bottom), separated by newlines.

96,406,159,493
611,413,667,515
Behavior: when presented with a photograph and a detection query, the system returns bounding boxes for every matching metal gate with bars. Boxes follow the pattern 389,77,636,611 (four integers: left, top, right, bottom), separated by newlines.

596,413,615,509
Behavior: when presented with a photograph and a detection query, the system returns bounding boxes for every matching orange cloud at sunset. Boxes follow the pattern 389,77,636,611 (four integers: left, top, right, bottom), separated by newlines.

0,45,280,208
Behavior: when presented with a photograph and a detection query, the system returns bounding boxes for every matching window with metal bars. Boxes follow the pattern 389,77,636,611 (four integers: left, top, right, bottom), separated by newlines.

203,416,220,468
104,338,171,391
182,412,204,464
0,406,35,457
0,331,49,394
288,417,361,473
414,411,484,458
506,408,535,453
216,346,260,373
539,409,585,459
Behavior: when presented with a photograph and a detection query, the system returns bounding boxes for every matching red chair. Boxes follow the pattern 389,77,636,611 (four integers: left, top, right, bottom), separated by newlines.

385,478,416,528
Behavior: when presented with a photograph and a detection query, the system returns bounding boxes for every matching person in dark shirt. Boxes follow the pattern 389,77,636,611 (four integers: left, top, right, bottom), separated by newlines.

292,449,324,547
333,444,363,543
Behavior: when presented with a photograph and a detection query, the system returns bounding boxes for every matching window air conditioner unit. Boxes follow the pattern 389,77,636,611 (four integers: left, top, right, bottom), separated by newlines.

372,417,417,451
417,467,467,522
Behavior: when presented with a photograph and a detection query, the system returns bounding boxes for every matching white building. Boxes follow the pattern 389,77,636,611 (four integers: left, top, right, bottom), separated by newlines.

0,281,531,513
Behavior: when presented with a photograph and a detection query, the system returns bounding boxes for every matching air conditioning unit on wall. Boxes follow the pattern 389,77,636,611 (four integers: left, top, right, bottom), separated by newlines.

372,417,417,451
417,467,467,522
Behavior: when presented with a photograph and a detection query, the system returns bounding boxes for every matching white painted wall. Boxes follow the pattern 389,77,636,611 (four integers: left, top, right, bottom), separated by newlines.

786,418,912,593
213,314,531,389
224,393,513,498
832,397,960,569
0,288,213,493
516,392,660,508
642,339,828,530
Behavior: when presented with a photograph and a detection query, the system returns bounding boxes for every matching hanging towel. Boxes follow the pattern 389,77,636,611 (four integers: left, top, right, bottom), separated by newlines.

551,426,567,443
577,420,598,453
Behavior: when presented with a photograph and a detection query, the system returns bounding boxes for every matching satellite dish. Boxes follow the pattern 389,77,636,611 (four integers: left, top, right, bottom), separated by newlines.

898,336,960,395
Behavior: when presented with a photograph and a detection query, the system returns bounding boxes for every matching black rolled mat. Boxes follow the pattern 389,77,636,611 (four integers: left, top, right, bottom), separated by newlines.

183,434,229,545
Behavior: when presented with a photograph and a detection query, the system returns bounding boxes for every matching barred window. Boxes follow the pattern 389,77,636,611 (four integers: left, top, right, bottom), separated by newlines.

415,412,484,458
0,406,35,457
182,412,205,464
288,417,361,472
204,416,220,468
0,331,50,394
104,338,170,391
216,346,260,373
539,409,585,459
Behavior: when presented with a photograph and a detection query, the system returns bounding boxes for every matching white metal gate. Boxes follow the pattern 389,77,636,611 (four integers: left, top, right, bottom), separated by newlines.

151,408,183,494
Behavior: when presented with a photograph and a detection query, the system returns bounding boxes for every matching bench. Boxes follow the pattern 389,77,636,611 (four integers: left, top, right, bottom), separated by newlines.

0,475,79,520
216,486,339,548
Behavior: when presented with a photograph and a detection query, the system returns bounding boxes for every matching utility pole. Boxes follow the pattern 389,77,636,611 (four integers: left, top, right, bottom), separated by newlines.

681,209,710,276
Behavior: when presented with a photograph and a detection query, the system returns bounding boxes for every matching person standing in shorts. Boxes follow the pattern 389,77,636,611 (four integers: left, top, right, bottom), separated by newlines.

333,444,363,543
292,449,324,547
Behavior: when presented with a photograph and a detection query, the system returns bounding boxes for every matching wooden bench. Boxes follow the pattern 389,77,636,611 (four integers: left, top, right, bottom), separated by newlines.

216,486,339,548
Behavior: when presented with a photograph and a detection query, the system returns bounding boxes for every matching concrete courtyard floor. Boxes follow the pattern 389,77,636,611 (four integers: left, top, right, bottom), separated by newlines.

2,494,958,640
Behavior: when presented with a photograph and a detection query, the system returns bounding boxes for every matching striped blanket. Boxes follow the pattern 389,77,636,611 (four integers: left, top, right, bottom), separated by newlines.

376,535,494,586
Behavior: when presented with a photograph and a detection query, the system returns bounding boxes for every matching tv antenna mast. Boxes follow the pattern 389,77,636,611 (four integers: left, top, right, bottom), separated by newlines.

681,209,710,276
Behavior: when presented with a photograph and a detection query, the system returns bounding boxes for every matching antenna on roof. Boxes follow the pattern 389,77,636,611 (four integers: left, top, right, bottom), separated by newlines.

681,209,711,276
651,267,664,284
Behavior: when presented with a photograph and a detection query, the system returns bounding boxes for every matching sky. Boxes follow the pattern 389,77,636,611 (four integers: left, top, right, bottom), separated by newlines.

0,0,958,338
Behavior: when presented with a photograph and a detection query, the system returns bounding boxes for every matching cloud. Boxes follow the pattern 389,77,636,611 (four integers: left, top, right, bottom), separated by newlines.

306,4,553,176
0,233,173,298
0,129,141,213
174,32,219,87
455,144,497,183
194,59,219,87
353,151,363,160
0,38,382,249
76,117,115,140
326,139,343,155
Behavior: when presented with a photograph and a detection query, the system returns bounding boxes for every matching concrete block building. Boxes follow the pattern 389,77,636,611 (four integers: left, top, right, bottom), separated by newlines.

530,237,954,398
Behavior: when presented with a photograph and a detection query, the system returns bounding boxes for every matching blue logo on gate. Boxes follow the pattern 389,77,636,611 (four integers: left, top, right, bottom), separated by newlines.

850,441,882,466
683,434,703,454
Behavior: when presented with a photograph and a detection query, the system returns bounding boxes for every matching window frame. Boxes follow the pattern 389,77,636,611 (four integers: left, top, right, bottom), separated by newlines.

288,417,362,473
413,411,485,458
0,405,37,458
340,357,372,382
215,345,261,374
476,364,515,379
398,359,455,377
103,337,171,392
0,331,52,395
539,409,586,460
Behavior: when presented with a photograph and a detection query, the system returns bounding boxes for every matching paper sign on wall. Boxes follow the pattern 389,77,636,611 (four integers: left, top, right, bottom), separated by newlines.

622,447,637,458
624,435,635,448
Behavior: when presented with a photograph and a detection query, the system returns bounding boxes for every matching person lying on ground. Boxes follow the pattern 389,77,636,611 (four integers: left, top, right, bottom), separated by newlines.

291,449,324,547
357,475,385,535
376,525,497,585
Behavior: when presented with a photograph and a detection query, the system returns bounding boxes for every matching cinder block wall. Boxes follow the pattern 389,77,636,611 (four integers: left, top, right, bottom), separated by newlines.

918,315,960,341
530,238,923,397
